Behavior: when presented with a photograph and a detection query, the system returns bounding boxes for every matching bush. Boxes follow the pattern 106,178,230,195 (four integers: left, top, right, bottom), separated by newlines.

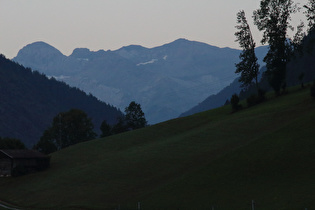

0,137,26,149
231,94,241,112
247,94,258,107
258,89,266,101
246,89,266,107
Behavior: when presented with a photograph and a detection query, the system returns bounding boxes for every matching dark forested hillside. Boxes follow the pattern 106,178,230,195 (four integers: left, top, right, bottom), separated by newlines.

286,31,315,86
0,54,122,147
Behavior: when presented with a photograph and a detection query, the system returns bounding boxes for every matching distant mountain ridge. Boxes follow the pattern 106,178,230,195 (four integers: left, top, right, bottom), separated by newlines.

14,39,268,124
0,55,122,147
180,77,242,117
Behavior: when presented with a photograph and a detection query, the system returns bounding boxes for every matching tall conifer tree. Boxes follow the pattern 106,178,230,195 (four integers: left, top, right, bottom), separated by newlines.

235,10,260,93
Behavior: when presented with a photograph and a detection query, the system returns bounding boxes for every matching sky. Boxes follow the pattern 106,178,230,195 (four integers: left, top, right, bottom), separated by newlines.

0,0,308,58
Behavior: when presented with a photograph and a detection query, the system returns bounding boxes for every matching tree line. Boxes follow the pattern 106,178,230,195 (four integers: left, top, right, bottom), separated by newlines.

32,101,147,154
231,0,315,111
0,101,147,154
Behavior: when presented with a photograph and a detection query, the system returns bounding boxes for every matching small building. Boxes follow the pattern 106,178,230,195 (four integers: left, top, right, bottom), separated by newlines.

0,150,50,177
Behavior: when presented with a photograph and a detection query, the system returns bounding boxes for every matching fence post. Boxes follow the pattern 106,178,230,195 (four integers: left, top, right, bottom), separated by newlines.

251,200,255,210
138,202,141,210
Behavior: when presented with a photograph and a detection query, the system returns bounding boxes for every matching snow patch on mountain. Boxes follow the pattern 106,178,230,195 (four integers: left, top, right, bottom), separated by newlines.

77,58,89,62
137,59,158,66
48,75,71,80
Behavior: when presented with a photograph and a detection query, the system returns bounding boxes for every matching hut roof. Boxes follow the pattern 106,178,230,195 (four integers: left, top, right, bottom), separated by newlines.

0,150,48,159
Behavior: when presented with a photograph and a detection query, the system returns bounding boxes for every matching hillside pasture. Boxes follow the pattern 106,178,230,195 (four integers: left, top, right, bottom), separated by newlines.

0,87,314,209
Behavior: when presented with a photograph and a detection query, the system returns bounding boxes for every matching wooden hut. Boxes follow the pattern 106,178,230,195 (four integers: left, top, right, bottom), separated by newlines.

0,150,50,177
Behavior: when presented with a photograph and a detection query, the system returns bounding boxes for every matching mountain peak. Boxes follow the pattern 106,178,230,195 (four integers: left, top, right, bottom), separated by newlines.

160,38,219,51
70,48,91,59
13,41,66,75
173,38,189,43
26,41,56,48
118,45,148,52
14,41,64,62
17,41,63,56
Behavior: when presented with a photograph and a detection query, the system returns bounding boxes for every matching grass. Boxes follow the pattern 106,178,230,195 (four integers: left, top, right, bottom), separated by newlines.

0,86,314,209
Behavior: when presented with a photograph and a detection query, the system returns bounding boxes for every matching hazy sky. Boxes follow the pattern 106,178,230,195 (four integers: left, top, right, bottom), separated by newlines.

0,0,308,58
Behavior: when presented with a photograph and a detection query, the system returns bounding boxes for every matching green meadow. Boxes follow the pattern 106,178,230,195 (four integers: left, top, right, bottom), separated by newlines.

0,86,314,209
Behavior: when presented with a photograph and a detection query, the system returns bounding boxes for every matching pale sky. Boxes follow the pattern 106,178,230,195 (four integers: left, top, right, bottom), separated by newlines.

0,0,308,58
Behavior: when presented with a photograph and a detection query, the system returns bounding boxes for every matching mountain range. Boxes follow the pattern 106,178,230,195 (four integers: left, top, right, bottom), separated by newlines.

13,39,268,124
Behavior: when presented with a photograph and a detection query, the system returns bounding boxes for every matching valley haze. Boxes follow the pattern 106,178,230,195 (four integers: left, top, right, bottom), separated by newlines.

14,39,268,124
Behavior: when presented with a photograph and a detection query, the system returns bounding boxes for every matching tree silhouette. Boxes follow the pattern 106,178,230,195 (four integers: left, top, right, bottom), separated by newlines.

34,109,96,153
304,0,315,32
125,101,147,130
0,137,26,149
253,0,299,95
235,10,260,93
100,120,112,137
33,130,57,154
111,117,128,134
230,94,241,112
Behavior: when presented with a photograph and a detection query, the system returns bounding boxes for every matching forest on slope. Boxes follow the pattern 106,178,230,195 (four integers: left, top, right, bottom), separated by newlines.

0,55,123,147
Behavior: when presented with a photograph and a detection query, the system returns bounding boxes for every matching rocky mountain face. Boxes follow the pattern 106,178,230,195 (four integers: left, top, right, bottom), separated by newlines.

14,39,268,124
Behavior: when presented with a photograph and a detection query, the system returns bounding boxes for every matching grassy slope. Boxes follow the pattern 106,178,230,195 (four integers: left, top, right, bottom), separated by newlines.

0,87,314,209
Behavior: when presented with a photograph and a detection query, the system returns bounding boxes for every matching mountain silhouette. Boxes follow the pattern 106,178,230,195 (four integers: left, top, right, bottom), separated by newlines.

14,39,268,124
